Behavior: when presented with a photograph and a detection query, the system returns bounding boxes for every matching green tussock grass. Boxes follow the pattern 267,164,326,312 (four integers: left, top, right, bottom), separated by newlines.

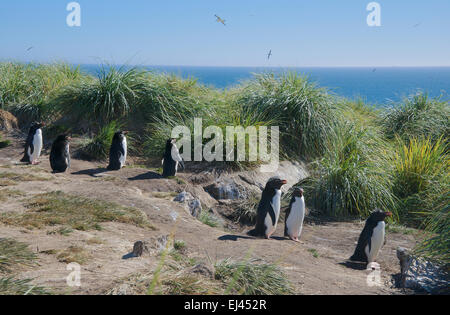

0,277,50,295
215,259,294,295
381,93,450,142
232,193,260,225
392,136,449,227
0,191,152,231
0,62,86,125
308,248,320,258
0,238,37,274
414,189,449,266
78,120,121,160
237,72,340,160
51,66,147,127
300,124,396,218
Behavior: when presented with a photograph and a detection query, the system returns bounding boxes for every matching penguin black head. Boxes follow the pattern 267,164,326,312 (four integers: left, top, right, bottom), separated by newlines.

368,209,392,223
30,122,45,131
113,131,128,142
265,176,287,190
293,187,304,197
55,134,71,143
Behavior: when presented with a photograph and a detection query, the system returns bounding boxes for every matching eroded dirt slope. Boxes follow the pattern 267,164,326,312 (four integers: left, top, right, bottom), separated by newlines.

0,132,419,295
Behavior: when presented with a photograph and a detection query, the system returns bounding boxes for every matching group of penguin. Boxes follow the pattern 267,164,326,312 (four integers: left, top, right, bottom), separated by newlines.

20,123,183,177
249,176,393,267
20,122,391,268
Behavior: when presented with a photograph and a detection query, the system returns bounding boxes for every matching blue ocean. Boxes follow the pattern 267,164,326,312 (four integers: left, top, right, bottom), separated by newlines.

80,65,450,106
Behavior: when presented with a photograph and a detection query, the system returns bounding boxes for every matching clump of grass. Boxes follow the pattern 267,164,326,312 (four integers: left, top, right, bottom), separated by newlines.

237,72,340,160
198,211,220,228
56,246,91,265
173,240,186,252
381,93,449,142
215,259,294,295
0,188,24,201
232,194,260,225
300,124,396,217
51,66,148,126
0,191,151,231
0,172,50,186
0,62,86,125
78,120,120,160
0,277,50,295
160,275,222,295
0,239,37,274
308,249,319,258
415,189,449,266
0,134,10,149
393,137,448,226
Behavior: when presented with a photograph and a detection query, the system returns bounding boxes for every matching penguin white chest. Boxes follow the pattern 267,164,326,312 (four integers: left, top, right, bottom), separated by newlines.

29,129,43,162
264,190,281,235
119,138,127,167
365,221,385,263
286,197,305,238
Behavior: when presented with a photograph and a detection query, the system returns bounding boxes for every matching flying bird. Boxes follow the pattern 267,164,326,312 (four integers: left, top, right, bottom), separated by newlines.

26,46,34,52
267,50,272,60
413,22,421,28
215,15,226,26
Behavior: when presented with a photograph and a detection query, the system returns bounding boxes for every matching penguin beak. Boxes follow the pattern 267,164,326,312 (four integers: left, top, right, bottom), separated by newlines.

123,131,129,135
281,180,287,185
385,212,393,217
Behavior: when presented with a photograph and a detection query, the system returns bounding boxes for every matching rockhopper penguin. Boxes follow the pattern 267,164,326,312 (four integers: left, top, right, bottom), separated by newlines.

162,138,184,178
107,131,128,171
21,122,44,165
284,187,306,242
350,209,392,267
248,177,287,239
50,134,71,173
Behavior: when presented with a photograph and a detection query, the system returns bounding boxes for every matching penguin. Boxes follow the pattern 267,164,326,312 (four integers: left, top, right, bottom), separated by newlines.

350,209,393,266
49,134,71,173
162,138,184,178
21,122,44,165
284,187,306,242
107,131,128,171
248,177,287,239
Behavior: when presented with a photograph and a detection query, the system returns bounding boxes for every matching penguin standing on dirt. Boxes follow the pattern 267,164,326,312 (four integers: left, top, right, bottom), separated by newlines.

50,134,71,173
107,131,128,171
162,138,184,178
284,187,306,242
248,177,287,239
21,122,44,165
350,209,392,268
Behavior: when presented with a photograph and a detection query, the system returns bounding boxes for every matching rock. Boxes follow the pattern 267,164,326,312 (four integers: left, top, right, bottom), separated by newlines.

174,191,203,218
396,247,450,294
132,241,149,257
187,262,215,279
0,109,19,131
203,161,309,201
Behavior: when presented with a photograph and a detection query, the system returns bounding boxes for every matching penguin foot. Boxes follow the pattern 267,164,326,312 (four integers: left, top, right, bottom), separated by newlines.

31,161,41,165
366,262,380,270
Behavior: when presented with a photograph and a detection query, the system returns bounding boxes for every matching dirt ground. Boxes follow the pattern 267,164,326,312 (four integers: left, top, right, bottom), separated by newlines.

0,132,420,295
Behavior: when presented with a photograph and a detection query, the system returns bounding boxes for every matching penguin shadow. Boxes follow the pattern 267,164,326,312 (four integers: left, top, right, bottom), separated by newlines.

122,252,137,260
128,171,162,181
218,234,287,242
71,168,110,178
339,260,368,271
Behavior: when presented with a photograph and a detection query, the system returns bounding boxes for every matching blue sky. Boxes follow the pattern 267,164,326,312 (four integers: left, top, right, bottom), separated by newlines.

1,0,449,67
